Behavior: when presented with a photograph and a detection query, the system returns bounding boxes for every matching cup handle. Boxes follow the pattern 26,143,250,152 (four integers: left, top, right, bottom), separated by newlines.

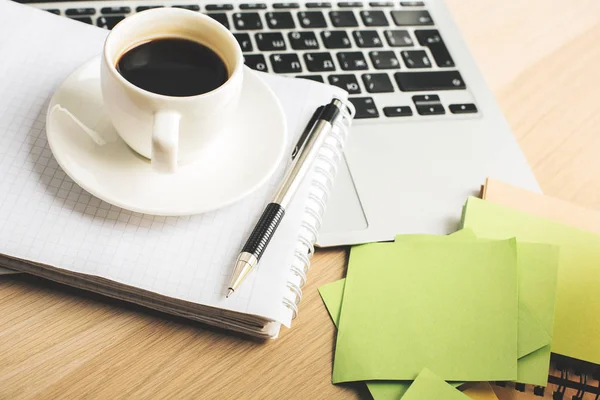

152,110,181,173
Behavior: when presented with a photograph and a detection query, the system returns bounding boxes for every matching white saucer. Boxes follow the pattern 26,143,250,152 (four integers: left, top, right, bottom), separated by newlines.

46,57,286,216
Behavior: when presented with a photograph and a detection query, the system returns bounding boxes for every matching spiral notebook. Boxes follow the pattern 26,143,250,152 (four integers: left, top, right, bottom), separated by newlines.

0,0,353,338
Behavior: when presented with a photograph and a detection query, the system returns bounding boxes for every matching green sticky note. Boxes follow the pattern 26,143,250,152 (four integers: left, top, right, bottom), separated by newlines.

402,368,469,400
518,301,550,358
320,280,411,399
395,229,552,363
332,240,518,383
319,279,462,400
319,278,345,325
514,242,559,385
463,197,600,365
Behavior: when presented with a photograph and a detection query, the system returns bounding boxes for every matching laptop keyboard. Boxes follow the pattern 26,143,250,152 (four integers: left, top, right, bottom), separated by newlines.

30,0,479,121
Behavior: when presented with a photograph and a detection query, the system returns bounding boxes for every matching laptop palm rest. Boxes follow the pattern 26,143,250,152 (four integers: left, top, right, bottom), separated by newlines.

320,155,368,235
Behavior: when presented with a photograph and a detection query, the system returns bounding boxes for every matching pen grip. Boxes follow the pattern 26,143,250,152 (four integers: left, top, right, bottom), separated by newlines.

242,203,285,260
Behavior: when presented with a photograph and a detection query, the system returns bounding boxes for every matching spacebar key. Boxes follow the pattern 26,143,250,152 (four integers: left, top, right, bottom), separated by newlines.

394,71,466,91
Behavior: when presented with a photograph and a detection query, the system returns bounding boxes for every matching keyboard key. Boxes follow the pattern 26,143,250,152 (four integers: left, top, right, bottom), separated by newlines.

391,10,433,26
412,94,443,117
349,97,379,119
416,104,445,115
297,75,325,82
44,9,60,14
273,2,300,8
401,50,431,68
360,11,388,26
233,13,263,30
395,71,466,91
321,31,351,49
66,8,95,16
306,2,332,8
337,52,368,71
383,106,413,117
328,74,361,94
353,30,383,48
136,5,163,11
362,73,394,93
449,103,478,114
71,16,92,24
244,54,269,72
304,52,336,72
288,31,320,50
400,1,424,6
240,3,267,9
266,11,295,29
384,30,413,47
414,29,454,67
329,11,358,27
207,13,229,29
270,53,302,73
173,4,200,10
370,50,400,69
298,11,327,28
412,94,440,105
206,4,233,10
97,16,124,29
255,32,287,51
338,2,362,7
234,33,253,52
369,2,393,6
101,6,130,14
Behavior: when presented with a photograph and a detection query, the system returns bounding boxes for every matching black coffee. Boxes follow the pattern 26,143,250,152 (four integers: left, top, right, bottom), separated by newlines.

116,38,228,97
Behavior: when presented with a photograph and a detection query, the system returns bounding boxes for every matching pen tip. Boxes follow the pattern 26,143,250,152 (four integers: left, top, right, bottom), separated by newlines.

226,288,234,298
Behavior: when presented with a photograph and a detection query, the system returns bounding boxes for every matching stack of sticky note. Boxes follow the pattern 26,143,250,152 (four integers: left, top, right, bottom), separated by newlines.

320,229,560,398
321,181,600,399
325,200,600,398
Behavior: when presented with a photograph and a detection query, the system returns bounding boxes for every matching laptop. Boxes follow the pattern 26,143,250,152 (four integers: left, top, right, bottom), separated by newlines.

17,0,539,246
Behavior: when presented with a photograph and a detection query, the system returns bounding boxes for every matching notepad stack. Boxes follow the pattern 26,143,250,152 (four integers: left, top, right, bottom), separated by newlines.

320,179,600,399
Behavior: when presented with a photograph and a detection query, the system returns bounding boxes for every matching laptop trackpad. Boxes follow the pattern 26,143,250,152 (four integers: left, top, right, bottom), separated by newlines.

320,155,368,233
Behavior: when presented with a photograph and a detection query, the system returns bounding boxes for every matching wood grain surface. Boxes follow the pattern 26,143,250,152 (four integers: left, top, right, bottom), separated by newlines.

2,1,600,398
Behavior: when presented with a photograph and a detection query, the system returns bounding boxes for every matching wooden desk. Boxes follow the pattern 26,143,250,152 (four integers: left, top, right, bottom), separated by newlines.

2,1,600,398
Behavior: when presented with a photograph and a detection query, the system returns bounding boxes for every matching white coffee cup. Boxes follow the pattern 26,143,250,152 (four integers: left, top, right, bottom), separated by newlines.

101,8,244,173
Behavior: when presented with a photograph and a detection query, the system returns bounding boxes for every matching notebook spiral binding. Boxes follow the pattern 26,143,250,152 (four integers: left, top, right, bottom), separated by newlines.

494,355,600,399
281,98,355,320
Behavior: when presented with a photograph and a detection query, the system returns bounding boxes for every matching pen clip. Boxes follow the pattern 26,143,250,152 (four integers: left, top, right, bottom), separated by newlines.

291,105,324,160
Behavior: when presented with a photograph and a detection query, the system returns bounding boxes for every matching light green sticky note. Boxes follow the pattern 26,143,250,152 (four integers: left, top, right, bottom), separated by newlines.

319,231,473,400
319,279,346,324
396,229,552,361
332,240,518,383
463,197,600,365
514,243,559,385
320,280,412,399
396,232,554,383
319,279,460,400
518,301,550,358
402,368,469,400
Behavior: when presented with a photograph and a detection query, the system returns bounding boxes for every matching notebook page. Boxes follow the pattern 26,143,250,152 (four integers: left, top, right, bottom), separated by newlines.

0,1,347,326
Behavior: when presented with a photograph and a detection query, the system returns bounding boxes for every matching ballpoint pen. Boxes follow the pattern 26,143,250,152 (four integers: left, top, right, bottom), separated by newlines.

226,98,344,298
